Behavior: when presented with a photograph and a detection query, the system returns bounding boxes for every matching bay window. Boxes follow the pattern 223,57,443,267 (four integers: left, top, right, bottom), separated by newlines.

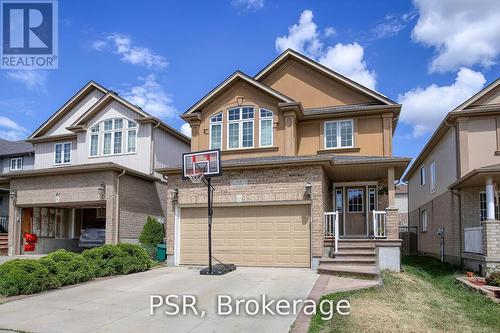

324,119,353,149
54,142,71,165
227,107,254,149
259,109,273,147
90,118,137,157
210,112,222,149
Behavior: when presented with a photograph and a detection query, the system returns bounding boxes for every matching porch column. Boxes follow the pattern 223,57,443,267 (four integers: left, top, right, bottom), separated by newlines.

486,176,495,220
386,166,399,239
388,167,395,207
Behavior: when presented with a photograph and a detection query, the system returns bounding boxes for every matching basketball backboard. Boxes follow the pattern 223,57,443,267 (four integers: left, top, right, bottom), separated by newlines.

182,149,222,180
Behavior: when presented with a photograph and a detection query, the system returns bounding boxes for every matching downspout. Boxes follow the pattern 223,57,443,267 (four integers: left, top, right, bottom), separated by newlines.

115,169,126,244
150,121,161,175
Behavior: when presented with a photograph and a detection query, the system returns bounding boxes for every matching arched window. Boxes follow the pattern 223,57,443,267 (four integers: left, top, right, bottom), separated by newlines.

88,118,137,157
210,112,222,149
227,106,254,149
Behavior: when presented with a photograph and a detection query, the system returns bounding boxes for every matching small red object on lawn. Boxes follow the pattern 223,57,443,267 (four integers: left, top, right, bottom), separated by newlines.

24,243,35,252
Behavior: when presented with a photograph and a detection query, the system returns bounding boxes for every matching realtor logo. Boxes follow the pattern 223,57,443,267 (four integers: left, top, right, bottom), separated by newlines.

1,0,58,69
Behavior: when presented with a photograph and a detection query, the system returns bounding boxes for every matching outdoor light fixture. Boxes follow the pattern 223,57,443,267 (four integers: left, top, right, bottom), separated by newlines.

9,189,17,201
98,184,106,200
305,182,312,198
172,188,179,202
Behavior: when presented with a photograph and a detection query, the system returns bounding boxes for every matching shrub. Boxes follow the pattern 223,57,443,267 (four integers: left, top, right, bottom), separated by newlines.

486,272,500,287
40,249,94,286
82,243,151,277
139,217,164,247
0,259,60,296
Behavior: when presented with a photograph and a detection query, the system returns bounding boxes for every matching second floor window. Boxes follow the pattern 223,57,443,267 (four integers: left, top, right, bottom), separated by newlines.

430,161,436,193
259,109,273,147
324,120,353,149
55,142,71,165
10,157,23,171
420,166,426,186
90,118,137,157
228,107,254,149
210,112,222,149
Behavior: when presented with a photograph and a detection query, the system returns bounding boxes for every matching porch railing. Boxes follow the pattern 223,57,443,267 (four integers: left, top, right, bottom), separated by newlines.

324,211,339,254
372,211,386,238
464,227,483,254
0,216,8,233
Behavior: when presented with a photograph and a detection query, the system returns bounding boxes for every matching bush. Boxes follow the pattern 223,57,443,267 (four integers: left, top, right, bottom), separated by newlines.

486,272,500,286
139,217,164,247
0,259,60,296
40,249,94,286
82,243,151,277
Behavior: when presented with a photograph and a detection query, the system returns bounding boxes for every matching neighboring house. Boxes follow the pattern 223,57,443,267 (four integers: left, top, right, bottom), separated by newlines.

404,78,500,275
0,140,34,230
395,183,408,226
4,81,190,256
158,49,410,274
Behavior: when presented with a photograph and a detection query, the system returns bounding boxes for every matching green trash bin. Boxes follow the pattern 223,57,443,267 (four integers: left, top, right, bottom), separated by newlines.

156,243,166,261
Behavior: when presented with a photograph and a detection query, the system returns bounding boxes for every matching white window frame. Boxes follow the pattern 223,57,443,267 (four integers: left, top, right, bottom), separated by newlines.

479,191,500,222
259,108,273,147
54,142,72,165
420,165,426,186
89,124,100,157
226,106,254,150
324,119,354,149
10,157,23,171
209,112,223,150
430,161,436,193
97,118,138,157
421,210,428,233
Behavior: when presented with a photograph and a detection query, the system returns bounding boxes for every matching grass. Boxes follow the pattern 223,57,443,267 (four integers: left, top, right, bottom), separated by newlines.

309,256,500,333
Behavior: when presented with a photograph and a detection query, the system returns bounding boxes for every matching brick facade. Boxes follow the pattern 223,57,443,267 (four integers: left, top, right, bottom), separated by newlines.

483,220,500,273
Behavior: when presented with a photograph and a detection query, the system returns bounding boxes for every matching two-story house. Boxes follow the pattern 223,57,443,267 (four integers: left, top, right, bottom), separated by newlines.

404,78,500,275
158,50,410,275
4,81,190,256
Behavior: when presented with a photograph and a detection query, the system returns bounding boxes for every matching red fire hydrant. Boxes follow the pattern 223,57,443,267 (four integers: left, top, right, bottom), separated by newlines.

23,233,38,252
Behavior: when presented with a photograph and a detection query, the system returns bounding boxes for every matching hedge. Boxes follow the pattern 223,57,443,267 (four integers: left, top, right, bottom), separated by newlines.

0,244,152,297
139,217,164,258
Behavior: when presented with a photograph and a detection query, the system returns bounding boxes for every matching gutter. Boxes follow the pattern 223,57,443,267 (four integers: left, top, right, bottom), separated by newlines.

150,120,161,175
115,169,126,244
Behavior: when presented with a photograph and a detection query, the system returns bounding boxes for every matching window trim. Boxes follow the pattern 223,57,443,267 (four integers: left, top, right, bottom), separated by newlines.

324,119,354,149
430,161,436,193
209,112,223,150
10,157,23,171
54,142,72,166
420,165,426,187
226,106,255,150
89,118,138,157
259,108,273,147
421,210,428,233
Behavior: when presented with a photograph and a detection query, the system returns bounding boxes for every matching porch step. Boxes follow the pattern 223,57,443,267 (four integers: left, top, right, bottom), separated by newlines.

320,257,376,265
317,264,379,279
333,251,376,257
0,233,7,256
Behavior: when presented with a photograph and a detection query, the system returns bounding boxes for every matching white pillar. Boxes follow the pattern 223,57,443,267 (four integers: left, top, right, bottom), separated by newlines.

486,176,495,220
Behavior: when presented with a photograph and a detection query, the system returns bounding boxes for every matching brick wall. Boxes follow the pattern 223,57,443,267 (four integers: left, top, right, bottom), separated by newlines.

165,165,327,258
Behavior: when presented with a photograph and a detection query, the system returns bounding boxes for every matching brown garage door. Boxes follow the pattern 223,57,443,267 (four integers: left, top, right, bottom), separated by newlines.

180,205,310,268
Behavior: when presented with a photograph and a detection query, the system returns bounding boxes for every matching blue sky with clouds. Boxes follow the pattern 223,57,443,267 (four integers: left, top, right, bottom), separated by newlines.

0,0,499,160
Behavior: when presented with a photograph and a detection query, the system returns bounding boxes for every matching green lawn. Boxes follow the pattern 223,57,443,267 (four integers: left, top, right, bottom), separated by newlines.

309,256,500,333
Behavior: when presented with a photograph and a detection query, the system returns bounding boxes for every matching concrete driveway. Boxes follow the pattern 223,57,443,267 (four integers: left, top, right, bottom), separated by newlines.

0,266,318,333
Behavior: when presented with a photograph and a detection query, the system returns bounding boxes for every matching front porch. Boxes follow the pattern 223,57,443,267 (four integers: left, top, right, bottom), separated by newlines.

319,157,408,275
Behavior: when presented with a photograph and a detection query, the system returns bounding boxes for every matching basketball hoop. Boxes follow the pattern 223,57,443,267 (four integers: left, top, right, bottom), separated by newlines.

187,172,204,183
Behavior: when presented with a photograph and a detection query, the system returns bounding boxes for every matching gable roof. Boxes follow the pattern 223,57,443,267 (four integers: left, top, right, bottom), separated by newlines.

182,71,295,117
255,49,397,106
452,78,500,112
68,91,190,144
0,139,34,157
29,81,108,139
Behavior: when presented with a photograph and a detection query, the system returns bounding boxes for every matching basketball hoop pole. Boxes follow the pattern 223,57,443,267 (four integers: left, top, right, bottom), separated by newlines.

207,177,213,275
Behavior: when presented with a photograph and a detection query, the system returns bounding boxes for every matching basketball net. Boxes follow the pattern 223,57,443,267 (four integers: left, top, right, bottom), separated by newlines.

187,156,208,183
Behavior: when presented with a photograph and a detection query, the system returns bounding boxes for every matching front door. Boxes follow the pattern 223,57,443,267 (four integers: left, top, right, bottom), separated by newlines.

345,187,367,236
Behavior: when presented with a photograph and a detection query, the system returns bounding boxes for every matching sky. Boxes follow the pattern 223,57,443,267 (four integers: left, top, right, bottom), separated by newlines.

0,0,499,160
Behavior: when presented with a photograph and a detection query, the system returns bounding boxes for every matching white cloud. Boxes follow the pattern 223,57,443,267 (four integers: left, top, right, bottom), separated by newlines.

412,0,500,72
180,123,191,137
372,12,416,39
0,116,30,140
120,74,177,119
231,0,264,11
275,10,377,89
92,33,168,69
5,70,47,91
398,67,486,137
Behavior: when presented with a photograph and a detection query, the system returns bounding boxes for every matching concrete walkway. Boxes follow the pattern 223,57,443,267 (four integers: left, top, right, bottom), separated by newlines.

0,255,45,265
290,275,381,333
0,266,318,333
